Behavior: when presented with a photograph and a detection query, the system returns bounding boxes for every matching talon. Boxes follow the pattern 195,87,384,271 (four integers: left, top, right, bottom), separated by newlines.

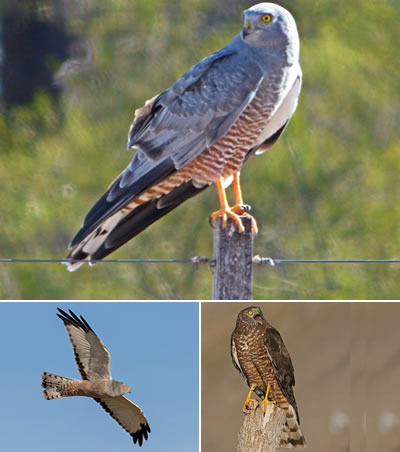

231,204,258,234
211,177,245,233
210,208,245,232
242,383,258,412
259,384,276,413
231,204,251,215
211,176,258,234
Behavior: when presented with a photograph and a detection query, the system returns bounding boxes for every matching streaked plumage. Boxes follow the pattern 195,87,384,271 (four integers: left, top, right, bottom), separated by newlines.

66,3,302,270
41,308,150,446
231,306,306,448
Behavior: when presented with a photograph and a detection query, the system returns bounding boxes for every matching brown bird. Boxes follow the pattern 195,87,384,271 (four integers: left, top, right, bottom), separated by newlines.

231,306,306,448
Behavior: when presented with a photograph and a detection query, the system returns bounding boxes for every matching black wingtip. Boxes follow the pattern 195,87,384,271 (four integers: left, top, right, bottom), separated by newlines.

56,307,93,333
132,423,151,447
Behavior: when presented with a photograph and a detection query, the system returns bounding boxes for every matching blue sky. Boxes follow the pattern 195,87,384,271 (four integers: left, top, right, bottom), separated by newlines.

0,302,199,452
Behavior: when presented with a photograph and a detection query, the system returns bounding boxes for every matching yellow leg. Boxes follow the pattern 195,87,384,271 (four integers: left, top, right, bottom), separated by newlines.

259,384,276,413
210,177,245,233
242,383,258,412
233,172,245,206
230,172,258,235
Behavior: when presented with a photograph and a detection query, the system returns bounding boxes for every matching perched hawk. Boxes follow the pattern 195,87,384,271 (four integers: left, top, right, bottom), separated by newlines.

231,306,306,448
66,3,301,271
41,308,150,446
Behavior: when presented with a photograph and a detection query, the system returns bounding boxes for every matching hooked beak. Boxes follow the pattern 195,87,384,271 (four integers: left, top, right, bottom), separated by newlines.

242,19,251,38
254,314,263,324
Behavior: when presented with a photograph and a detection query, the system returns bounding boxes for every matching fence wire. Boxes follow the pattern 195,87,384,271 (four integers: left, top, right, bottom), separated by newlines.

1,257,399,267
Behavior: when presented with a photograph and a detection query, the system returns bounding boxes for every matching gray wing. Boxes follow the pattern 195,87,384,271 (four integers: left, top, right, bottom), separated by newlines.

110,45,264,200
95,395,150,446
69,43,264,247
57,308,111,380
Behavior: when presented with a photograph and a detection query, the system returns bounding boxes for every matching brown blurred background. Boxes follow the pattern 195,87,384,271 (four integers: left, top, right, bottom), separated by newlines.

202,302,400,452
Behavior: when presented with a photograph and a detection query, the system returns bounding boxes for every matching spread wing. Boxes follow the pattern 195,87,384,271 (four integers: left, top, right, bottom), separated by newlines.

96,395,151,446
68,44,264,253
57,308,111,380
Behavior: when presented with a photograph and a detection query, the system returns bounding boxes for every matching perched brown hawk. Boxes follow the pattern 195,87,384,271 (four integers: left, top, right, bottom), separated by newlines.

65,3,301,270
231,306,306,448
41,308,150,446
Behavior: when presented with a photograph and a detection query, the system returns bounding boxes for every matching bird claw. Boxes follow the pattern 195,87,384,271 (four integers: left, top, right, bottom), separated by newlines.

242,384,257,412
231,203,252,214
231,204,258,235
210,208,245,233
259,384,276,413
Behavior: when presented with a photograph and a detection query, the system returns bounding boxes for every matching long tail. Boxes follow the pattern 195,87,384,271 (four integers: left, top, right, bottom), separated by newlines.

41,372,79,400
66,180,208,271
280,405,306,448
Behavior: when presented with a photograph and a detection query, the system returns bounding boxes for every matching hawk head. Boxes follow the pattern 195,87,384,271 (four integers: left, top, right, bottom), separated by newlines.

237,306,265,327
109,380,132,397
242,3,299,53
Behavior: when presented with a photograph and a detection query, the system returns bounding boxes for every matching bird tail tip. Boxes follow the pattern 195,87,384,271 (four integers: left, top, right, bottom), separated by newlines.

41,372,77,400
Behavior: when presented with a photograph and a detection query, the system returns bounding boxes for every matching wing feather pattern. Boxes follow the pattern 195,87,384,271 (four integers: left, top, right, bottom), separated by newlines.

57,308,111,380
264,327,300,422
95,396,151,447
67,43,264,264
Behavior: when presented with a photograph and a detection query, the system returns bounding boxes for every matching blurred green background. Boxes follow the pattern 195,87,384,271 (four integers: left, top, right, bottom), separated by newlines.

0,0,399,299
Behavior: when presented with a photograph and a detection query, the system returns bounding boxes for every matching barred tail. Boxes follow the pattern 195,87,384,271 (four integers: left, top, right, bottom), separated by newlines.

281,405,306,448
66,180,207,271
41,372,78,400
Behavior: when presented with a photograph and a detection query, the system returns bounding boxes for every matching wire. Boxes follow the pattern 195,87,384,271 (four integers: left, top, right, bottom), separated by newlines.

0,256,399,266
253,256,400,266
0,256,212,265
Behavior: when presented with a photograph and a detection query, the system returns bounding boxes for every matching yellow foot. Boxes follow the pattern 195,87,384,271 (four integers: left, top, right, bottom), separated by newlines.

259,384,276,413
210,207,245,233
231,204,258,235
242,384,258,412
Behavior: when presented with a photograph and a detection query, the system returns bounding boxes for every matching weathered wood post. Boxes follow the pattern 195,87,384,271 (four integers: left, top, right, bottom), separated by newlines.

237,400,286,452
212,216,254,300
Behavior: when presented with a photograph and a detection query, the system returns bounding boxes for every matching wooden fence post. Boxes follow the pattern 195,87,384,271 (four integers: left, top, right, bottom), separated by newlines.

237,400,286,452
212,216,254,300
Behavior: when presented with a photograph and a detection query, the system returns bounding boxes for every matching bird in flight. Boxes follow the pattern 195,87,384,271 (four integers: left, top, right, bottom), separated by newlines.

66,2,301,271
41,308,150,446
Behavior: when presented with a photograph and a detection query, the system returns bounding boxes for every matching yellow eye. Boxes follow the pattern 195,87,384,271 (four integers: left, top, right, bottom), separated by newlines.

248,311,253,315
261,14,272,23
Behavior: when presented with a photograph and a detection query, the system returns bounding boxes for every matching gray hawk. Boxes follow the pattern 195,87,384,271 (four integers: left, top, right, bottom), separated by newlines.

66,3,302,270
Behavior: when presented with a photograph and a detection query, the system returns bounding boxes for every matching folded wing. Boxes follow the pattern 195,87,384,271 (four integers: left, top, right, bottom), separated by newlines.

67,46,264,268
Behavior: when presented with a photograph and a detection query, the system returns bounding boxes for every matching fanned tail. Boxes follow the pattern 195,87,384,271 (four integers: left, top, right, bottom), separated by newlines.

41,372,78,400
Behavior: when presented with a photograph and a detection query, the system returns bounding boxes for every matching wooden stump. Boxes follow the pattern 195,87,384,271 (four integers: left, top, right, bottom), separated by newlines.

237,400,287,452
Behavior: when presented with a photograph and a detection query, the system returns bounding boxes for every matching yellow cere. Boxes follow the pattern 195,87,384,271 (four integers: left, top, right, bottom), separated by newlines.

261,14,272,23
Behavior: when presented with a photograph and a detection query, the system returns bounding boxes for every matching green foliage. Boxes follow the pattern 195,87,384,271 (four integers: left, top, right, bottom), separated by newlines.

1,0,399,299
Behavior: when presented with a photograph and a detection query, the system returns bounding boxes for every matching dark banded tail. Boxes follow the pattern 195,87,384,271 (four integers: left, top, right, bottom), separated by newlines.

66,181,208,271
